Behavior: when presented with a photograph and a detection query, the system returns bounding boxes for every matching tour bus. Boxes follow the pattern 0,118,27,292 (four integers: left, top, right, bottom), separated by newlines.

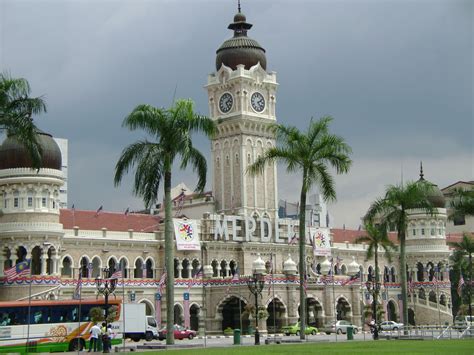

0,298,123,353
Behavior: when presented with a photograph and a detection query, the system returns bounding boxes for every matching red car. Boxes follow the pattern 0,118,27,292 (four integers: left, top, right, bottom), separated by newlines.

158,325,197,340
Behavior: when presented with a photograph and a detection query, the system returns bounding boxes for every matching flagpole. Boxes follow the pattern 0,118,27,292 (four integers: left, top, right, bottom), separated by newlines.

122,268,126,353
26,262,32,352
272,253,276,339
77,269,82,355
436,270,441,327
331,258,337,342
238,268,242,345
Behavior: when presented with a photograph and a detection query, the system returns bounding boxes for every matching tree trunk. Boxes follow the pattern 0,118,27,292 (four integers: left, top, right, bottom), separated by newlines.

164,168,175,345
298,174,307,341
399,227,408,329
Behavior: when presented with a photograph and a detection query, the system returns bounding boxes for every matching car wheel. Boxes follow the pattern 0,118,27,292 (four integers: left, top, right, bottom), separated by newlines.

337,329,343,335
285,333,290,336
145,332,153,341
311,330,317,335
325,332,330,335
393,327,398,331
296,330,300,336
188,334,194,340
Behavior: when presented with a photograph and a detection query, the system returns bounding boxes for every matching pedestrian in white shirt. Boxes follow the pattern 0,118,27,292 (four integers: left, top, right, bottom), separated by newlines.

88,323,101,352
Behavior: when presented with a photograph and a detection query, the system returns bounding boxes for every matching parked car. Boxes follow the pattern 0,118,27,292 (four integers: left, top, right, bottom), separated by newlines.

158,325,197,340
454,315,474,330
281,322,318,336
321,320,359,335
379,321,403,331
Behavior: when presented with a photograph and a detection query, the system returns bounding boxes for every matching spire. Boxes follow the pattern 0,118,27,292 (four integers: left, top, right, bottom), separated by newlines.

238,0,241,13
419,161,424,181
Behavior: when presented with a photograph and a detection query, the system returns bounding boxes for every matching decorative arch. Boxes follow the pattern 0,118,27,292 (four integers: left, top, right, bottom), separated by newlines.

138,299,154,316
174,303,184,326
335,295,352,321
134,258,145,278
61,255,73,277
145,258,154,278
91,256,101,278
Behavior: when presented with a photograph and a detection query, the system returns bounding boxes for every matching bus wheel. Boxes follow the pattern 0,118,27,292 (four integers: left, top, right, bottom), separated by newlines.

69,338,84,351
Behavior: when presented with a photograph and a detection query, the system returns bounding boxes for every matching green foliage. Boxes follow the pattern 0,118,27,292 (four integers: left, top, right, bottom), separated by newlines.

247,116,352,338
89,305,118,324
0,72,47,170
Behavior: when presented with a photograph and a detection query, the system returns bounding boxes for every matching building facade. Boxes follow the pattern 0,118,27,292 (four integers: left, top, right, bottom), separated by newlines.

0,10,454,333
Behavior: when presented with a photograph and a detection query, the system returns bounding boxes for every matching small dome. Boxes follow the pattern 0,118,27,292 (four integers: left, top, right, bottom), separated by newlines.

417,163,445,208
283,254,297,275
347,256,360,276
320,257,332,276
252,253,266,275
0,129,62,170
215,13,267,71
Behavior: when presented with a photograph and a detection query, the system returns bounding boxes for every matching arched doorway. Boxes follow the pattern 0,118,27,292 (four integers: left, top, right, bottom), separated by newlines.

190,304,200,331
297,298,324,327
220,297,247,332
174,304,183,326
336,298,351,320
267,298,285,333
387,300,397,321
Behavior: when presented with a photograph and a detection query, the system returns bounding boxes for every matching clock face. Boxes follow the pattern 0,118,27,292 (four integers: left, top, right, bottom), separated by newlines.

219,93,233,113
251,92,265,112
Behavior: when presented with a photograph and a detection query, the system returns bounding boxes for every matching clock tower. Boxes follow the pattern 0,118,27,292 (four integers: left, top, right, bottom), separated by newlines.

206,11,279,219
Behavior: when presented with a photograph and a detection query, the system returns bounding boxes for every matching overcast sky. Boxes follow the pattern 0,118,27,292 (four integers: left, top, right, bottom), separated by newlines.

1,0,472,228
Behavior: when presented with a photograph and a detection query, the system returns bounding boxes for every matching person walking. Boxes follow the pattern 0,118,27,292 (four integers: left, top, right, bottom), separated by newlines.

88,323,101,352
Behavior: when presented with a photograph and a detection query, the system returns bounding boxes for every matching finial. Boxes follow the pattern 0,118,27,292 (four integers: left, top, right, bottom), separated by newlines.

238,0,241,13
419,161,424,180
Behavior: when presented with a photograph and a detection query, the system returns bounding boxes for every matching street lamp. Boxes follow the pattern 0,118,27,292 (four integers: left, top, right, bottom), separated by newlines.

95,268,117,353
365,280,381,340
247,254,266,345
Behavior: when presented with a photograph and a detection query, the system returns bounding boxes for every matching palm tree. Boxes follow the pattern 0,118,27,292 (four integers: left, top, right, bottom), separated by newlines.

114,99,216,345
247,116,352,340
0,73,46,169
364,181,436,329
449,188,474,221
356,222,396,338
448,233,474,319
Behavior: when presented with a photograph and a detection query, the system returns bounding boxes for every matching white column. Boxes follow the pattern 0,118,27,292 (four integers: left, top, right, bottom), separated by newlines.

41,250,48,275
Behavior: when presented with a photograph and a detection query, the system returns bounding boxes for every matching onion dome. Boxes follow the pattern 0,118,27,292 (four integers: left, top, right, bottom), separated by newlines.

283,254,297,275
417,162,445,208
0,129,62,170
320,256,332,276
347,256,360,276
252,253,266,275
215,12,267,71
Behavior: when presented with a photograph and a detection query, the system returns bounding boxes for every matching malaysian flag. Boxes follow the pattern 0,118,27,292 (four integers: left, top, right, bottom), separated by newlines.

72,272,82,300
267,255,273,296
342,271,360,286
111,269,123,279
159,270,167,295
5,260,31,281
124,207,130,216
95,205,103,217
288,233,298,245
188,266,203,291
225,267,239,295
408,272,415,295
458,273,465,297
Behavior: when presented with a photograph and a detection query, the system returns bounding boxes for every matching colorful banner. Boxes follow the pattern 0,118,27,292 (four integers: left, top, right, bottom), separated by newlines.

173,219,201,251
309,227,331,256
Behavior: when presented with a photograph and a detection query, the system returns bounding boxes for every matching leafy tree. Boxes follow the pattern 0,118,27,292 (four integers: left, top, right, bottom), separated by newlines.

89,305,118,324
449,188,474,220
364,181,436,329
449,233,474,318
356,223,396,332
0,73,46,169
247,116,352,340
114,99,216,344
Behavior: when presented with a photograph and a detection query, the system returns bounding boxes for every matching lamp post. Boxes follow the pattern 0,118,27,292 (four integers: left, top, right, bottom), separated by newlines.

365,280,381,340
247,272,265,345
95,268,117,353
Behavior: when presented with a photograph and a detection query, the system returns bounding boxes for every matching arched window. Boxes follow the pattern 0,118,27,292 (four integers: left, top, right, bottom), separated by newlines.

390,267,396,282
220,260,227,277
173,259,179,278
182,259,190,279
384,266,390,282
416,263,424,282
61,257,72,277
145,259,154,278
211,260,218,277
191,259,200,277
135,259,144,278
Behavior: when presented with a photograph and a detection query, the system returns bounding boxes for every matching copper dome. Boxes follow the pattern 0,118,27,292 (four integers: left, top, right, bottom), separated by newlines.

417,164,446,208
215,13,267,71
0,129,62,170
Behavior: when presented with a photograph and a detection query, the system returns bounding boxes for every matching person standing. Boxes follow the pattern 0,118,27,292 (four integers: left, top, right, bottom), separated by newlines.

88,323,101,352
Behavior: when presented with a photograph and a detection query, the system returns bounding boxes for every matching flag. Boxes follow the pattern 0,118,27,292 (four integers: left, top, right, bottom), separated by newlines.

111,270,123,279
124,207,130,216
188,266,203,291
342,272,360,286
226,267,239,295
5,260,31,281
432,274,437,284
159,270,167,295
458,273,465,297
71,204,75,211
95,205,103,217
73,273,82,300
267,255,274,295
288,233,298,245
